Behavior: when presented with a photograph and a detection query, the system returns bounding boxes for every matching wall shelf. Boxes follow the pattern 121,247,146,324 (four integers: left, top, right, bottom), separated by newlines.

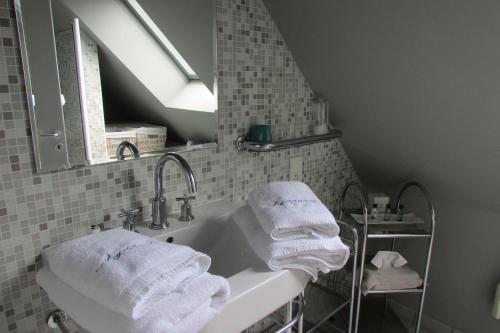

235,130,342,152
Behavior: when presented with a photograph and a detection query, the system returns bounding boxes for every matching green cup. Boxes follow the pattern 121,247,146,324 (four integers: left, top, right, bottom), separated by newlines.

250,125,272,143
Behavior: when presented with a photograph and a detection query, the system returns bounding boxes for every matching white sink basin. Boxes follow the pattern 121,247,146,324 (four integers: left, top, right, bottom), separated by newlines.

136,200,309,333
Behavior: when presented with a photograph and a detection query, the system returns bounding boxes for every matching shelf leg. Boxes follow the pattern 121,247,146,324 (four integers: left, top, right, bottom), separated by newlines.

284,299,293,333
348,230,359,333
414,235,434,333
298,307,304,333
354,227,368,333
383,238,397,317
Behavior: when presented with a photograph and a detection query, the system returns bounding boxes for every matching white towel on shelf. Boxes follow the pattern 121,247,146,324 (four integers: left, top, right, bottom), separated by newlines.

42,228,210,319
371,251,408,269
248,181,339,240
36,267,229,333
233,205,350,281
362,264,422,295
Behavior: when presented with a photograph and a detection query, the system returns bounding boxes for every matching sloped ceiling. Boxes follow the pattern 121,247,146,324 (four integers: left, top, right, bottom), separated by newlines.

263,0,500,214
54,0,216,143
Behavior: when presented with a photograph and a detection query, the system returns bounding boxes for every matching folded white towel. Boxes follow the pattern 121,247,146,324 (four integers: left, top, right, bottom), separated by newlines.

362,265,422,295
36,267,230,333
42,229,210,319
371,251,408,269
233,206,350,281
248,181,339,240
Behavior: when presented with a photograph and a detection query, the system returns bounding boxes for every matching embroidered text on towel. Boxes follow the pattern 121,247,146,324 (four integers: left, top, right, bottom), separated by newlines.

95,242,153,272
273,199,319,207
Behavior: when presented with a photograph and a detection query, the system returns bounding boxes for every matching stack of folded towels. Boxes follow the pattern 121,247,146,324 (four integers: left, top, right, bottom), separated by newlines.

233,181,350,281
36,229,230,333
362,251,422,295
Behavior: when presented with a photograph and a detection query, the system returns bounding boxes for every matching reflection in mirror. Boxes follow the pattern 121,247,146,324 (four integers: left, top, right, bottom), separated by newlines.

15,0,217,173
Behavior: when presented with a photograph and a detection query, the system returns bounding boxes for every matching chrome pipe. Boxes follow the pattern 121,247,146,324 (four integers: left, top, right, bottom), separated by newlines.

274,294,305,333
367,233,431,239
365,288,424,295
336,219,358,333
284,299,293,333
154,152,197,197
116,141,140,160
395,181,436,333
338,181,368,333
235,131,342,153
150,153,197,230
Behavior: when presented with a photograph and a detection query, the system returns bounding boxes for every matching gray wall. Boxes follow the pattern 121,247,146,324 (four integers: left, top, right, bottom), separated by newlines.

263,0,500,331
395,195,500,333
264,0,500,214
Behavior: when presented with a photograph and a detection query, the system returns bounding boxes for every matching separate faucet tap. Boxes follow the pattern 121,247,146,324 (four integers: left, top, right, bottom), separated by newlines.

150,152,197,229
118,207,142,231
116,141,140,160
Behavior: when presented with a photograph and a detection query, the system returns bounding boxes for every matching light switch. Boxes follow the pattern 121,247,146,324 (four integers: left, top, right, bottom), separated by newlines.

290,157,303,181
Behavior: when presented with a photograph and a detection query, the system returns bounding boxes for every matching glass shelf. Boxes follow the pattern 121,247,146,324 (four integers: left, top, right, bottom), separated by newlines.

235,130,342,152
341,211,431,240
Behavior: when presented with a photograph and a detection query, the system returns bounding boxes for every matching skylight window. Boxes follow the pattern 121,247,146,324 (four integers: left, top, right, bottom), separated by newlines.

124,0,199,79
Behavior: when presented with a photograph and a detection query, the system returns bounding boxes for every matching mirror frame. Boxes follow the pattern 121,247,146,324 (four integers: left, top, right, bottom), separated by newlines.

14,0,219,173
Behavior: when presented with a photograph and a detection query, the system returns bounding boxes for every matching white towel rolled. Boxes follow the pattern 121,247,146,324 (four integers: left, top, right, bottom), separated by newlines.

42,229,210,319
233,206,350,281
248,181,339,240
362,265,422,295
36,267,230,333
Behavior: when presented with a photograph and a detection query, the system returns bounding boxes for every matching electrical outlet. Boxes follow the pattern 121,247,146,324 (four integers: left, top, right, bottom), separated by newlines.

290,157,303,181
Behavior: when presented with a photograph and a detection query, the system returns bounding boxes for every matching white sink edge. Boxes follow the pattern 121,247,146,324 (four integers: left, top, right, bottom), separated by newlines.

201,268,309,333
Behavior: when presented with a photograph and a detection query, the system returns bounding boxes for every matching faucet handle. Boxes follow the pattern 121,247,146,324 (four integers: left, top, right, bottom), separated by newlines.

175,195,195,222
118,207,142,231
118,207,142,218
175,194,196,202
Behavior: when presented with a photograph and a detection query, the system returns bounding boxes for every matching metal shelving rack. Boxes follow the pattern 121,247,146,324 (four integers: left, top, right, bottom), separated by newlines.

339,181,436,333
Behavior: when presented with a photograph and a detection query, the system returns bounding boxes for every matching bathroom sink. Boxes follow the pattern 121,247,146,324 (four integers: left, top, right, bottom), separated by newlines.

135,200,309,333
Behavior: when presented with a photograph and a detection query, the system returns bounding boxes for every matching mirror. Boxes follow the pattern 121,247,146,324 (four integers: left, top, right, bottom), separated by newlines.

15,0,218,173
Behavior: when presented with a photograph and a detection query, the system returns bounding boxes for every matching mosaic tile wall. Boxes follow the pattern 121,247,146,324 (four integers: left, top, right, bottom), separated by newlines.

56,29,109,165
78,30,108,163
55,30,87,166
0,0,359,332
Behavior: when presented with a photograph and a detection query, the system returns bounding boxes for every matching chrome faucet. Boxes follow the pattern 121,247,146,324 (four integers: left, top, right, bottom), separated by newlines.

116,141,140,160
150,153,197,229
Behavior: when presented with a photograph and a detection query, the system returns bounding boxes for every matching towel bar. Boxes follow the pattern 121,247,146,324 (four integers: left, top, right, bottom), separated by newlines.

235,130,342,152
274,294,305,333
46,299,304,333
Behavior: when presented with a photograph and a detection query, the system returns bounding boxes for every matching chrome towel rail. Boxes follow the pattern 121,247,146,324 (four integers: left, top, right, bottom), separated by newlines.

235,130,342,152
274,293,305,333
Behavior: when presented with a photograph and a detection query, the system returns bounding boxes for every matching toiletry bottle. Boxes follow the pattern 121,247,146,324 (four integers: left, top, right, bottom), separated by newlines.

370,204,378,220
384,204,391,221
397,204,404,221
186,138,194,151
